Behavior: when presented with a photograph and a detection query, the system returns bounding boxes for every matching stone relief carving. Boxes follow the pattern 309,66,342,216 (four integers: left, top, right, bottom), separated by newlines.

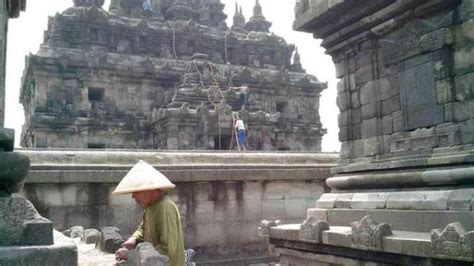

351,215,392,250
257,219,281,238
299,217,329,243
432,222,474,259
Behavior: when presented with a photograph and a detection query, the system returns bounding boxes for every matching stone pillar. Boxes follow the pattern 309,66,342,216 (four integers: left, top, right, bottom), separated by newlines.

267,0,474,265
0,1,77,265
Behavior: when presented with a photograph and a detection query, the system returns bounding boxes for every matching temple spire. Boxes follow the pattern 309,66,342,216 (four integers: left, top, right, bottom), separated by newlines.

245,0,271,32
232,3,246,32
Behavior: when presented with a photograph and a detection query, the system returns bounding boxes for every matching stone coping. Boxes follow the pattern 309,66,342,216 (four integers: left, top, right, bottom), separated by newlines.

269,224,471,263
328,166,474,189
19,149,338,167
0,230,77,265
18,150,338,183
332,144,474,175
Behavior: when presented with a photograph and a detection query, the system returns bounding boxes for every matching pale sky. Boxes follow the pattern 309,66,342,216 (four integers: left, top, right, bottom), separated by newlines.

6,0,340,152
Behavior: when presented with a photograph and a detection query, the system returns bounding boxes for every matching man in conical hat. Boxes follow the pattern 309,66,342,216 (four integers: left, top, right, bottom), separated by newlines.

113,160,185,266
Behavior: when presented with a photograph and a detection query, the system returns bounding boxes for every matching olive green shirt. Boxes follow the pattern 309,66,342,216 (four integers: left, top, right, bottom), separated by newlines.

133,196,185,266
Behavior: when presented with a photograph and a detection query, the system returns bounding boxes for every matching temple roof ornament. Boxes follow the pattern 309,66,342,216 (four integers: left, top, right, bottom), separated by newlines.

231,3,246,32
245,0,271,32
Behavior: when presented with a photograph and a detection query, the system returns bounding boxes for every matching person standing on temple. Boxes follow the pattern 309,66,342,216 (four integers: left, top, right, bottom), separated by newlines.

113,160,185,266
235,116,247,151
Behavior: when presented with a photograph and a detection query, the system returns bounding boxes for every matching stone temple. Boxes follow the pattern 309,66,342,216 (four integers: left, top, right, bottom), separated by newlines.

19,0,326,151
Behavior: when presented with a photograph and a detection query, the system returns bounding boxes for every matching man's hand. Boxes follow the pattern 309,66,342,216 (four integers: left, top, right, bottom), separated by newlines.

115,237,137,262
121,237,138,250
115,248,129,262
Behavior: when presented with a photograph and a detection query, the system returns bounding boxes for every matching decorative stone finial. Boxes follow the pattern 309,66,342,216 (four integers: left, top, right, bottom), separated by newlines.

257,219,281,238
245,0,271,32
299,217,329,243
290,47,305,73
351,215,392,251
432,222,474,260
232,4,246,32
73,0,105,8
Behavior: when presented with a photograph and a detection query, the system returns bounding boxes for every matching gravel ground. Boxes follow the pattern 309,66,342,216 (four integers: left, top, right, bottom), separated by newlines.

76,240,117,266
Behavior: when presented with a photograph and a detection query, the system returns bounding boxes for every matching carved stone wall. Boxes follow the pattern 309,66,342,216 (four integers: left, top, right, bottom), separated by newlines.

20,0,326,151
266,0,474,265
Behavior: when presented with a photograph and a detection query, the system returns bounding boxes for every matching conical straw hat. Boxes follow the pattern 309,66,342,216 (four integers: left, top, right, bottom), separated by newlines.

112,160,175,195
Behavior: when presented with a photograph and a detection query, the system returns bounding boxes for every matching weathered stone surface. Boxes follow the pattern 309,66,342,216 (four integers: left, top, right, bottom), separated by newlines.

0,152,30,195
299,217,329,243
70,226,84,239
125,242,170,266
97,226,124,254
431,222,474,260
83,228,100,244
20,0,326,152
257,219,281,238
0,197,53,246
0,230,77,266
351,215,392,251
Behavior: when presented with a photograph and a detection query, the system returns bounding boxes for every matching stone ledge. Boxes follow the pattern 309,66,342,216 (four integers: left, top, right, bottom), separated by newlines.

0,230,77,266
269,224,472,262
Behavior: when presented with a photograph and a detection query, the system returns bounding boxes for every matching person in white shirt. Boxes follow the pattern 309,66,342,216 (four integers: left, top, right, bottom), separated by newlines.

235,118,246,150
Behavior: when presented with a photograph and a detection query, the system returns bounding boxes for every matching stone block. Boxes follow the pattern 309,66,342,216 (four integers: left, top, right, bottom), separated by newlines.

361,118,378,138
257,219,281,238
0,231,77,266
299,217,329,243
355,50,373,69
455,72,474,101
194,223,225,246
392,111,403,132
351,215,392,251
351,91,361,109
335,193,353,209
263,181,310,200
381,96,400,116
285,199,307,219
97,227,124,254
316,193,339,209
0,197,53,246
431,222,474,261
0,128,14,151
262,199,285,220
351,108,361,124
361,102,378,120
338,111,350,127
306,208,328,221
83,228,100,244
386,191,451,210
338,126,350,142
436,79,454,104
454,47,474,76
336,92,351,111
310,181,327,199
460,0,474,20
352,124,361,140
70,226,84,239
448,189,474,211
360,81,376,105
462,16,474,39
355,64,374,86
377,76,399,101
364,137,380,157
126,242,169,266
420,28,447,53
351,193,388,209
382,115,393,135
191,201,214,224
242,181,263,200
